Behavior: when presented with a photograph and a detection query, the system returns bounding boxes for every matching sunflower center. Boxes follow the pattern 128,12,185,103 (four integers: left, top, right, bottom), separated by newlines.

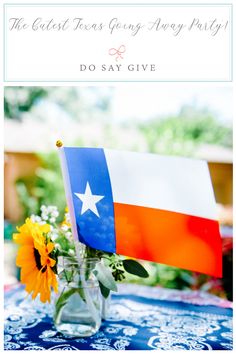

33,248,47,273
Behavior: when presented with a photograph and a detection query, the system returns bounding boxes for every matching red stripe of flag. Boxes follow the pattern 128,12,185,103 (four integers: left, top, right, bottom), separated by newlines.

114,203,222,277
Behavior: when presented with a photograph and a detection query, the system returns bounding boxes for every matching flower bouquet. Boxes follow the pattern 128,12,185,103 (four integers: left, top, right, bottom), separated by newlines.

14,205,149,337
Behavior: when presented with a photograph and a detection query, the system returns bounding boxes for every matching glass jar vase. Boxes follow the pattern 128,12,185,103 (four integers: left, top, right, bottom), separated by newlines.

101,293,111,320
53,258,102,337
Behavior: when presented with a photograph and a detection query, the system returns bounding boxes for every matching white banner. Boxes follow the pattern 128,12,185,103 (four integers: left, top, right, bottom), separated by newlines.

4,4,232,82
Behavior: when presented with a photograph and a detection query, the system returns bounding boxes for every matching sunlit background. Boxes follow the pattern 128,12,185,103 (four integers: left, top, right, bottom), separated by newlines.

4,85,233,300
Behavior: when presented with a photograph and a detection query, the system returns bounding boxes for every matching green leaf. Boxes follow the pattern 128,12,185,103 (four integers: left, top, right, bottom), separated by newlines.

54,286,86,323
94,262,117,292
123,259,149,278
179,271,195,285
77,287,86,302
99,281,110,298
54,288,77,322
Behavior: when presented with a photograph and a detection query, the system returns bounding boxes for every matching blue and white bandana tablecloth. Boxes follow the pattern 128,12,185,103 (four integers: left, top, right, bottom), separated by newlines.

4,283,233,350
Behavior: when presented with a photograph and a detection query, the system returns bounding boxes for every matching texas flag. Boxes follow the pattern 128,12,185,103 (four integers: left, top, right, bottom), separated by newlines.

59,147,222,277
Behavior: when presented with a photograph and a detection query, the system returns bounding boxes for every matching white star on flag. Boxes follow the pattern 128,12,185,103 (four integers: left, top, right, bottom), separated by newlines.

74,182,104,217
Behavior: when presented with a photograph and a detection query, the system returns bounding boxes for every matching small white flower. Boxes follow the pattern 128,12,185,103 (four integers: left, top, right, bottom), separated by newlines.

66,231,72,238
61,224,69,232
55,244,61,250
50,232,58,241
51,210,59,218
68,249,75,256
41,213,48,221
30,214,36,222
65,213,71,224
40,205,59,223
50,225,58,232
30,214,42,223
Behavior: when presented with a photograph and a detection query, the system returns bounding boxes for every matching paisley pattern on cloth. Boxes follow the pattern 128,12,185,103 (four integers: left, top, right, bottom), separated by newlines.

4,284,232,350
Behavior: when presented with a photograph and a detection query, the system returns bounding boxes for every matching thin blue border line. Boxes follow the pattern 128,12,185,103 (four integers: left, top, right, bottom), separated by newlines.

4,3,233,6
3,4,5,81
5,79,233,82
3,2,233,83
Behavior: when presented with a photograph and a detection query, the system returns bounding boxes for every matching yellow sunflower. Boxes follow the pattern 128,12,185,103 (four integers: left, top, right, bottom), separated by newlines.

13,218,58,303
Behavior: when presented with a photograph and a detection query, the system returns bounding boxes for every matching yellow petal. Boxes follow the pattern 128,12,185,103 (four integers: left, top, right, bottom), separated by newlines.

48,257,56,267
46,242,54,254
39,223,51,234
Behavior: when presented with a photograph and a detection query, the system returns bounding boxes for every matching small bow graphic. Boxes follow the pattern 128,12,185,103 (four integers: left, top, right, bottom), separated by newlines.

108,45,126,61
